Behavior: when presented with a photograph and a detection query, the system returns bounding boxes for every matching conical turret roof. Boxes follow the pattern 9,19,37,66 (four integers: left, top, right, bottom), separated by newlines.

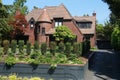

37,9,51,23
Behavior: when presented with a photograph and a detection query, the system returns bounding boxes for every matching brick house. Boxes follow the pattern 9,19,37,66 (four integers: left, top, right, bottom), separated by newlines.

25,4,96,47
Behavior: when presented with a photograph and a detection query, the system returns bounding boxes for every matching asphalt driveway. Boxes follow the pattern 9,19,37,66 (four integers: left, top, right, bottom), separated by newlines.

86,50,120,80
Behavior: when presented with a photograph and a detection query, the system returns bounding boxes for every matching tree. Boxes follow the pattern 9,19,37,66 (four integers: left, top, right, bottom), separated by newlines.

9,0,28,15
0,0,13,39
104,22,113,40
53,26,76,42
9,12,28,38
111,26,120,50
96,23,113,40
102,0,120,18
96,24,104,39
102,0,120,25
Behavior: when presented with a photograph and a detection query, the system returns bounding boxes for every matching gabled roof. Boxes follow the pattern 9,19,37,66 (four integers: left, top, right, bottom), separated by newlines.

37,9,51,23
74,16,96,34
45,4,72,19
25,4,72,21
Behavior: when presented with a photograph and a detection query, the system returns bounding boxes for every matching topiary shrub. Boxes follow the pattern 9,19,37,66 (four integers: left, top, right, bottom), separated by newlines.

3,40,10,55
72,42,79,57
78,42,83,56
0,34,2,47
11,40,17,53
65,42,72,57
58,42,65,53
34,41,39,52
18,40,24,53
41,42,47,55
49,42,56,56
26,41,31,55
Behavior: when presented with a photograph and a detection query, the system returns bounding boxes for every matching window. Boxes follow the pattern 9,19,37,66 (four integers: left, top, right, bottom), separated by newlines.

42,28,45,35
77,22,92,29
37,26,40,33
29,17,35,28
54,18,63,27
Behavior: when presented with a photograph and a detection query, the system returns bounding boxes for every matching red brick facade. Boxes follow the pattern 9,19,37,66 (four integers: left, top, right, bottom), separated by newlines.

25,4,96,47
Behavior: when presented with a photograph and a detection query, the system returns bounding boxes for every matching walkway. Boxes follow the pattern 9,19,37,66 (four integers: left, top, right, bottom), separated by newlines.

86,50,120,80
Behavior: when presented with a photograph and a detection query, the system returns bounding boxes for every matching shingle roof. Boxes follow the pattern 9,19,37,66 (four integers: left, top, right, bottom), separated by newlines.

26,4,72,21
25,9,42,21
74,16,96,34
45,4,72,19
37,9,51,23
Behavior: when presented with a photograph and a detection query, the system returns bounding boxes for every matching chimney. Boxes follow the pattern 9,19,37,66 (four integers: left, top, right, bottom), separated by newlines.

92,11,96,16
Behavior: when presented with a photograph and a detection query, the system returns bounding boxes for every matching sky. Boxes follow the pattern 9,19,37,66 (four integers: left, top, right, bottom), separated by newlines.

3,0,111,24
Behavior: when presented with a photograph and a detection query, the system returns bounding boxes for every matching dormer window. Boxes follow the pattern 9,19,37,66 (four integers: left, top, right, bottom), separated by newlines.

54,18,63,27
77,22,92,29
29,17,35,28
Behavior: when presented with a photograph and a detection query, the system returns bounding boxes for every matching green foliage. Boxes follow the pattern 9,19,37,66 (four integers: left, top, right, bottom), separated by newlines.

96,24,104,39
12,0,28,15
30,51,40,59
82,40,90,55
5,56,16,66
8,74,17,80
53,26,76,42
27,58,40,65
0,1,13,40
49,42,56,56
41,42,47,55
18,40,24,53
11,40,17,53
0,74,45,80
3,40,9,54
34,41,39,51
65,42,72,57
26,41,31,55
102,0,120,19
78,42,83,56
96,23,113,40
58,42,65,53
111,26,120,50
72,42,80,57
0,1,8,18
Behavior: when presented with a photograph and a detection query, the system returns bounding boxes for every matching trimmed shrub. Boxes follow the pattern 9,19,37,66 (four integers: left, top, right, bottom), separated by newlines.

0,34,2,47
58,42,65,53
49,42,56,56
65,42,72,57
34,41,39,51
41,42,47,55
3,40,10,55
18,40,24,53
26,41,31,55
72,42,79,57
78,42,83,56
11,40,17,53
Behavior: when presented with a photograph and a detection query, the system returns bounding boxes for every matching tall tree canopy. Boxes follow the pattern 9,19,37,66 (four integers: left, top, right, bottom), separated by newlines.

10,0,28,15
0,0,12,39
102,0,120,18
102,0,120,25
